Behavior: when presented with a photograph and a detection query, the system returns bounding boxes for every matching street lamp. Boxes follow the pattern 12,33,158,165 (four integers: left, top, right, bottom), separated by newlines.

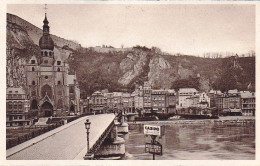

85,119,91,153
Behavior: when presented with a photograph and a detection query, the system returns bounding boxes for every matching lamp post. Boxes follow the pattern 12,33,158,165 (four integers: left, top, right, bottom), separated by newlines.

85,119,91,153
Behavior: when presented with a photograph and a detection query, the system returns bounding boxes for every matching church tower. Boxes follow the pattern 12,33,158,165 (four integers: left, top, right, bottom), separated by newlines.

39,14,54,66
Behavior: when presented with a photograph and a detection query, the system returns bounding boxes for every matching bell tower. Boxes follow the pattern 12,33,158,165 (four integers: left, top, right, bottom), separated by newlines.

39,5,54,66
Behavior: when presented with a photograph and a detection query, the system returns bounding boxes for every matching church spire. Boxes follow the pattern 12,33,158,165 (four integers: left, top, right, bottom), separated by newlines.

39,4,54,51
43,4,49,34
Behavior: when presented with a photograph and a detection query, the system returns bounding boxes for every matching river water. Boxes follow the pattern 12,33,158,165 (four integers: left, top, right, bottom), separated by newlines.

121,122,255,160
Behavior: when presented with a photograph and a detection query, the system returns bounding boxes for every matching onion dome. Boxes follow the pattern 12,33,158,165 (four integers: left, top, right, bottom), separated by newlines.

39,14,54,50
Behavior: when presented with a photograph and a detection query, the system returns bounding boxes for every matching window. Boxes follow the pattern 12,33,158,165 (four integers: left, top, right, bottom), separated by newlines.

57,61,61,65
58,81,61,85
32,81,35,85
13,102,17,109
31,60,35,64
14,116,17,120
8,102,12,109
41,52,43,56
45,51,47,56
57,68,60,72
49,52,52,56
45,76,48,79
9,91,12,93
32,67,35,71
69,86,74,93
18,102,22,109
19,116,22,119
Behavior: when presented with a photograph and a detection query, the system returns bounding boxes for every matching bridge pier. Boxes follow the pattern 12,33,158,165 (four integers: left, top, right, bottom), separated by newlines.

117,114,129,134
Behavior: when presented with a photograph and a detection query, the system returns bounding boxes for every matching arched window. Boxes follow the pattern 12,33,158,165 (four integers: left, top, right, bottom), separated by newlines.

45,51,47,56
32,67,35,71
41,84,52,98
32,81,35,85
57,68,60,72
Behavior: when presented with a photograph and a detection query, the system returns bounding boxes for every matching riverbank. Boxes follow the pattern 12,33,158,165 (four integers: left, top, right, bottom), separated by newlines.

127,116,255,125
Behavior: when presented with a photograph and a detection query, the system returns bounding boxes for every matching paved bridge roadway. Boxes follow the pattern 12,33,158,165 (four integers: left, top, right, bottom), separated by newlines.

7,114,116,160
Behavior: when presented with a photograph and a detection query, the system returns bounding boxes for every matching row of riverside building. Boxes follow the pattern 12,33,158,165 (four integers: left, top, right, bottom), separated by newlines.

82,81,255,116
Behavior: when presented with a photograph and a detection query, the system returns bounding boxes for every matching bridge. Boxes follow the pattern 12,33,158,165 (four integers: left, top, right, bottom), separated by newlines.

6,113,121,160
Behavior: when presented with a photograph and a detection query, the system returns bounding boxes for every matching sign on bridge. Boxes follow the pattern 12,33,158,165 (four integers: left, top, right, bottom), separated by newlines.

144,125,161,136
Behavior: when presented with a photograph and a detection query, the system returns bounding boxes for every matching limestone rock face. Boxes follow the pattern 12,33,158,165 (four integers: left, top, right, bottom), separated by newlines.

118,52,148,86
148,55,175,89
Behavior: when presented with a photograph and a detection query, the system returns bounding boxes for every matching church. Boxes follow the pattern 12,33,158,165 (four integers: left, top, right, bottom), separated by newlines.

24,13,80,117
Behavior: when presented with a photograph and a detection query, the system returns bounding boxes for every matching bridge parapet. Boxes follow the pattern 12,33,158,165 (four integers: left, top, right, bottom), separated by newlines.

84,114,126,160
85,119,115,159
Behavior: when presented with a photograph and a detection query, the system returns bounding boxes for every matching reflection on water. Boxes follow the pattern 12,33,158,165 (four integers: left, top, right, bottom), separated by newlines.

122,123,255,160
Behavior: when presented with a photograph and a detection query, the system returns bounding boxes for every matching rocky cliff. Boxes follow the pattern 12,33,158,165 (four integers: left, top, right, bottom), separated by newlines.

6,14,255,97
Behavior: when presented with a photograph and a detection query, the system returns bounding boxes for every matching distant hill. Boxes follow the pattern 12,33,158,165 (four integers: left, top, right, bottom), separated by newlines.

6,13,255,97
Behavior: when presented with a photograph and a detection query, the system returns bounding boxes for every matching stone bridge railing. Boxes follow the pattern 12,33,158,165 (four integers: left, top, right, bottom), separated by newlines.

84,117,115,159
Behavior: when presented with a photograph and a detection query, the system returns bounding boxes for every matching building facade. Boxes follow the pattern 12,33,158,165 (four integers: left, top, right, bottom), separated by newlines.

151,89,167,113
133,86,144,112
143,82,152,113
240,91,255,116
89,91,107,114
198,92,210,108
177,88,198,109
166,89,177,113
6,87,31,126
24,14,80,118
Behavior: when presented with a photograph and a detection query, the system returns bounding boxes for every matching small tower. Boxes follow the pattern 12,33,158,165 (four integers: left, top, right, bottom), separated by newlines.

39,12,55,66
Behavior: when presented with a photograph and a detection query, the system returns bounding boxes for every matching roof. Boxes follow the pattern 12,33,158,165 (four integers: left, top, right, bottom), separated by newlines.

167,89,176,93
113,92,123,97
39,34,54,51
179,88,198,93
228,89,239,94
6,87,25,95
240,91,255,98
122,93,131,97
92,91,103,96
152,89,166,94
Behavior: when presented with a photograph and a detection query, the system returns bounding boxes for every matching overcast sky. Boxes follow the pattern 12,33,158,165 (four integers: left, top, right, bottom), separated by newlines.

7,4,255,56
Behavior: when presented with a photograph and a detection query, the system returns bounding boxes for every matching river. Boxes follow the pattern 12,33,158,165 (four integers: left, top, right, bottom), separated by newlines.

121,121,255,160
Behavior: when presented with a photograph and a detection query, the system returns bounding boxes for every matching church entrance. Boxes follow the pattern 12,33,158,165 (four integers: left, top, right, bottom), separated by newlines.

41,101,53,117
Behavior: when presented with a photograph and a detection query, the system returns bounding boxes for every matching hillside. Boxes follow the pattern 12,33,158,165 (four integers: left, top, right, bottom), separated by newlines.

6,14,255,97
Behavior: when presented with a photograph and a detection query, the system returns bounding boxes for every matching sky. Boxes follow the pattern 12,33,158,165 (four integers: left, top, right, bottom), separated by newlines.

7,4,255,56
